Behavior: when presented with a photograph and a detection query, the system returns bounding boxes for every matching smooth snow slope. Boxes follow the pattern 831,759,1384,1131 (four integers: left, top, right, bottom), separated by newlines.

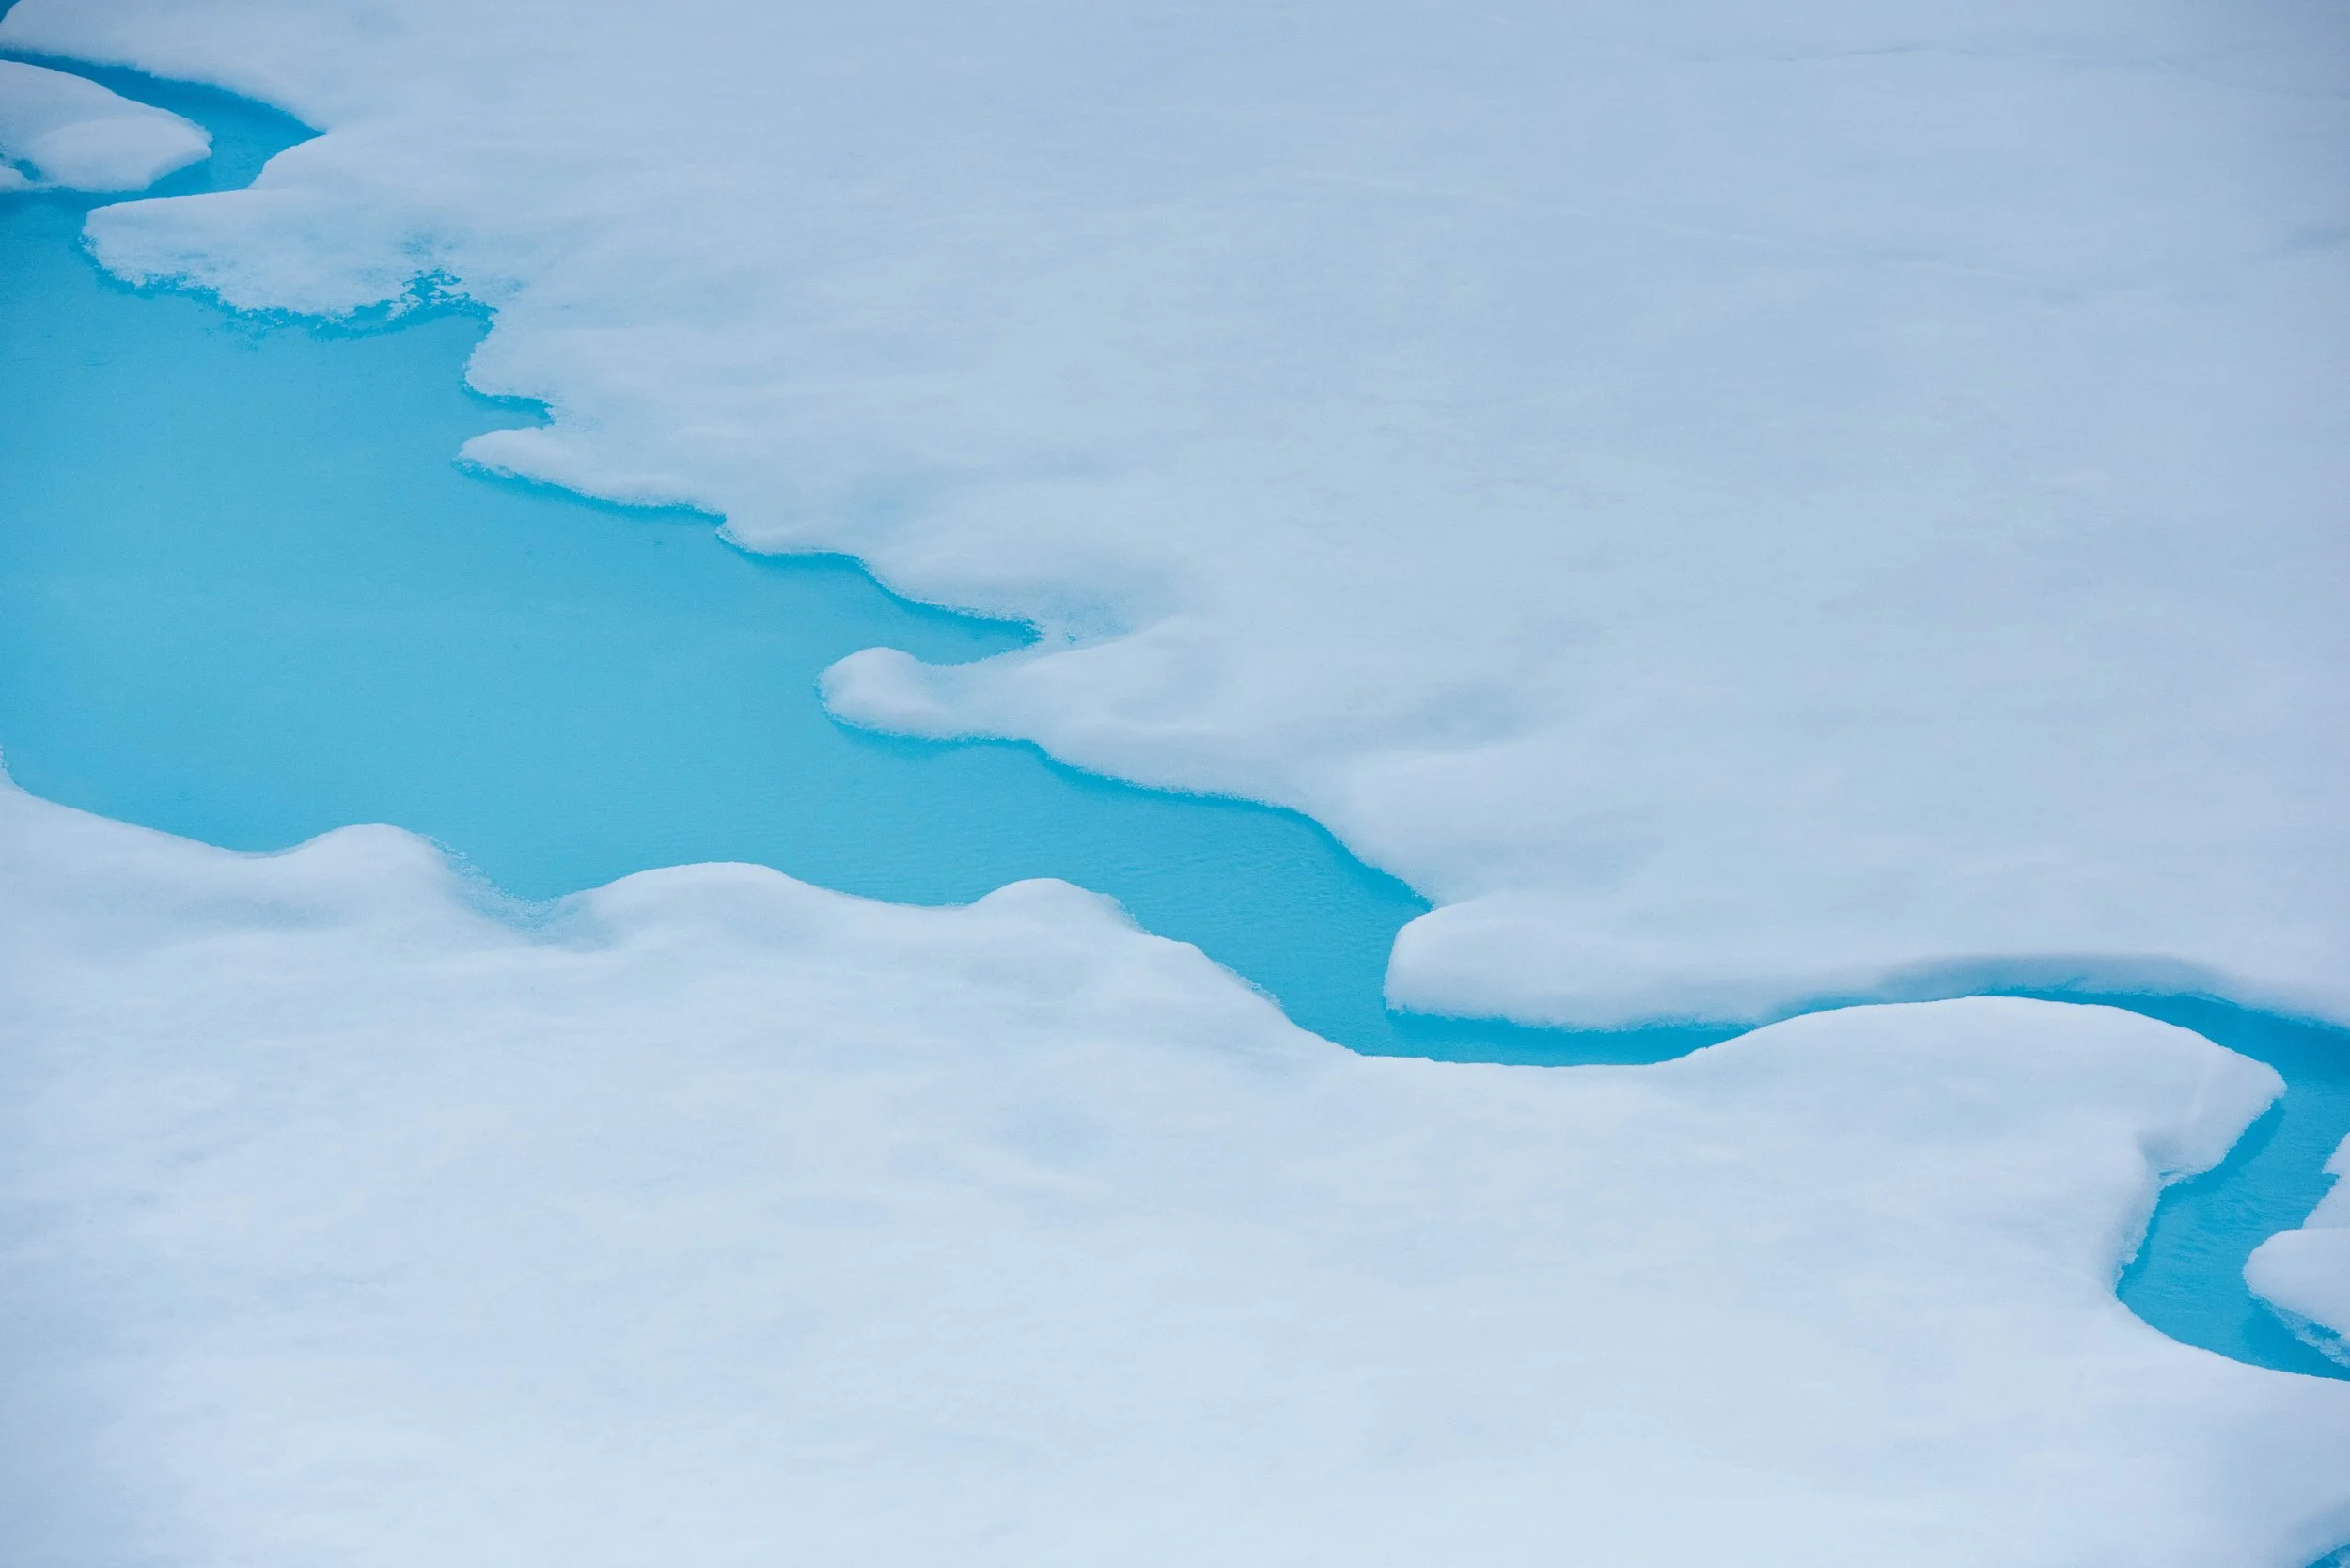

3,778,2348,1568
5,0,2344,1027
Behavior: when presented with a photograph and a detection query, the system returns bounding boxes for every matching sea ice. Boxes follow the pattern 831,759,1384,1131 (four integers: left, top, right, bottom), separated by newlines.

0,56,206,190
1,777,2346,1566
3,0,2342,1027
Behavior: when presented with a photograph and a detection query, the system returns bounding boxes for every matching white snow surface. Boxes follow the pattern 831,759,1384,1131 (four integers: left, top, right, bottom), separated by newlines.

0,56,206,190
2248,1136,2350,1361
1,777,2346,1566
2,0,2343,1027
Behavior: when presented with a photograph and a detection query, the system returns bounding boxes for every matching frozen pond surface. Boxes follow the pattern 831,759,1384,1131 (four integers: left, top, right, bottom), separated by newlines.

2,58,2344,1382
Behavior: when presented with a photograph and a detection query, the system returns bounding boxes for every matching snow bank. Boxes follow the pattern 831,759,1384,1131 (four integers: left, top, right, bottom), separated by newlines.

2249,1137,2350,1365
1,777,2346,1567
5,0,2344,1027
0,57,206,190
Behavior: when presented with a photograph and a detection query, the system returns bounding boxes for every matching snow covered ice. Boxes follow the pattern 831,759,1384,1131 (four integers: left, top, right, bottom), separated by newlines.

3,782,2348,1566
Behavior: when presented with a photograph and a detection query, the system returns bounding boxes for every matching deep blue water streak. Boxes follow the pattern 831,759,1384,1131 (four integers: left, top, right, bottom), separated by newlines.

2,57,2344,1390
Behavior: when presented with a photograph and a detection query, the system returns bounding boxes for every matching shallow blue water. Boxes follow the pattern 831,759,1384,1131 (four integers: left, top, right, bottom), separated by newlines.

2,58,2344,1388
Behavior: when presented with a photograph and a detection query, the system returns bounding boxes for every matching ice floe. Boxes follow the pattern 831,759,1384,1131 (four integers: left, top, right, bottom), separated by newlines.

2250,1136,2350,1366
0,56,206,190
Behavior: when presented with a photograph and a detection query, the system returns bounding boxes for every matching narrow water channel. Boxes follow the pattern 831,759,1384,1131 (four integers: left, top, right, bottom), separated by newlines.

3,55,2343,1384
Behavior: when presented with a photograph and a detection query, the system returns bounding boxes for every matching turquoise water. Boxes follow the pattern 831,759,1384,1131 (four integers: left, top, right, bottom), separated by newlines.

2,57,2345,1389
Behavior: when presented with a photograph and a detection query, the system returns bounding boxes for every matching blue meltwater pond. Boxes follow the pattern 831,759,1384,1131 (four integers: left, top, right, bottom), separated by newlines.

2,58,2345,1383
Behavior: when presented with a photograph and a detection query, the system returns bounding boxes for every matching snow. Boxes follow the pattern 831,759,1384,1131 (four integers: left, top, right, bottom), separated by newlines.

2248,1137,2350,1363
1,775,2345,1566
0,57,207,190
3,0,2343,1027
